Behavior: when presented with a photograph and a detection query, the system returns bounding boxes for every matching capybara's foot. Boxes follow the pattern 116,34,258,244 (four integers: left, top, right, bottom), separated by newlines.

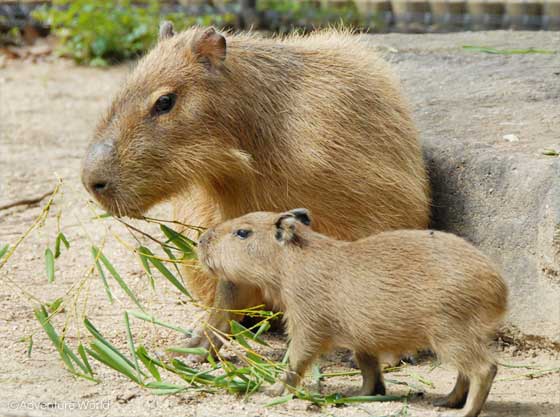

433,394,467,409
265,382,286,397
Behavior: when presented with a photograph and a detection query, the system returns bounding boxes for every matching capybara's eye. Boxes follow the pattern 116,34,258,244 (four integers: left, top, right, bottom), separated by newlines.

152,94,177,115
233,229,252,240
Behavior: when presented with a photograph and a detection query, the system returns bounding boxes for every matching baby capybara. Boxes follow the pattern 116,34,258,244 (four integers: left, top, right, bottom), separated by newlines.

81,25,430,355
197,209,508,417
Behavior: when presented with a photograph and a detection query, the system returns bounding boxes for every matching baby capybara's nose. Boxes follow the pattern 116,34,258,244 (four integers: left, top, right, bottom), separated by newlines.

199,229,216,247
81,142,114,197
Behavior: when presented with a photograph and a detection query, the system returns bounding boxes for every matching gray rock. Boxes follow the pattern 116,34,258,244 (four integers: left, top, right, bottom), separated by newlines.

368,31,560,343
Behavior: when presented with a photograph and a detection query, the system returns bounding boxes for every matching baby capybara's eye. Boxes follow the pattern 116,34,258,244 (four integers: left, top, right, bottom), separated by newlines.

233,229,252,240
152,93,177,115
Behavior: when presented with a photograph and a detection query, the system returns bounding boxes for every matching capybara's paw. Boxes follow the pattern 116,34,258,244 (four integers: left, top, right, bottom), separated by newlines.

433,395,466,409
265,382,286,397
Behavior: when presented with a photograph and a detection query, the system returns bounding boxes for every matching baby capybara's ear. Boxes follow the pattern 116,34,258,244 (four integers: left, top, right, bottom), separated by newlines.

289,208,312,226
275,215,298,244
192,27,226,71
158,21,175,41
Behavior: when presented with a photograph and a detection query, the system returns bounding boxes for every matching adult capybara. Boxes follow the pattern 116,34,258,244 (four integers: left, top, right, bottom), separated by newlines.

197,209,508,417
81,24,430,353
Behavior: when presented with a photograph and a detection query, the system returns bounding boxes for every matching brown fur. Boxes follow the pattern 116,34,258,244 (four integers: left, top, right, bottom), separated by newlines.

81,26,430,350
197,210,508,417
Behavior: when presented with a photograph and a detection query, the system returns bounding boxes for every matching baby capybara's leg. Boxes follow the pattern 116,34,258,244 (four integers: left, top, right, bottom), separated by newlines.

267,341,319,396
184,279,261,362
462,363,497,417
434,372,470,409
355,352,386,396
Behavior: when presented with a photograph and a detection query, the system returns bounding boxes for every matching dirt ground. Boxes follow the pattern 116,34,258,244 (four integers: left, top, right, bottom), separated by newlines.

1,31,559,417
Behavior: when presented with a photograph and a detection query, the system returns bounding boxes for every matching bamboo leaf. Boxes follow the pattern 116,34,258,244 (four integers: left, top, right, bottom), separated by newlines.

145,381,189,395
266,394,293,407
137,246,155,289
91,246,144,311
141,247,191,298
124,312,142,383
78,343,94,376
34,306,89,374
126,310,191,335
230,320,270,347
91,246,113,303
88,341,142,384
160,224,197,259
54,232,70,258
167,347,208,356
45,248,55,283
0,244,8,259
26,336,33,358
84,317,144,376
136,346,161,382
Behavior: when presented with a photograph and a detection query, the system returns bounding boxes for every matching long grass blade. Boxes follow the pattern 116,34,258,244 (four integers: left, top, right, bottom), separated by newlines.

124,312,142,383
91,246,113,303
137,246,155,289
84,317,144,377
160,224,197,259
140,246,191,299
35,306,89,374
136,346,161,381
45,248,55,283
127,310,192,336
92,246,144,311
0,244,8,259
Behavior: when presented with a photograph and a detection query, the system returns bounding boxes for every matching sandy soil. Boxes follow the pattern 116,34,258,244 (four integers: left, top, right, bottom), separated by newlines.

1,31,559,417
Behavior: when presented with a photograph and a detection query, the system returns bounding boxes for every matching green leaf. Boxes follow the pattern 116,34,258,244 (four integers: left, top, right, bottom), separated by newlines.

137,246,155,289
46,297,63,313
230,320,270,347
0,244,9,259
160,224,197,259
91,246,113,303
462,45,556,55
34,306,89,375
542,149,559,156
145,381,189,395
78,343,94,376
126,310,191,336
136,346,161,382
45,248,55,283
54,232,70,258
91,246,144,311
266,394,293,407
166,347,208,356
124,312,142,383
87,340,142,384
140,246,191,299
84,317,144,378
26,336,33,358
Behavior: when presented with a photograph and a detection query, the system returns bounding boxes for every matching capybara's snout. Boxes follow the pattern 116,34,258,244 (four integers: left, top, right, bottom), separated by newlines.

81,141,115,199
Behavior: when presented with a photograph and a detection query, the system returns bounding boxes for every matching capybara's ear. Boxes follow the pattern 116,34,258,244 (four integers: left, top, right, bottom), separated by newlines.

275,215,298,244
159,21,175,41
192,27,227,71
289,208,311,226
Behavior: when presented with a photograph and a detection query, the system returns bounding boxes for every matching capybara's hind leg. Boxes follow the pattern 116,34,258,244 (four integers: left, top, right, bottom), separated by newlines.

355,352,386,395
462,363,497,417
434,372,470,408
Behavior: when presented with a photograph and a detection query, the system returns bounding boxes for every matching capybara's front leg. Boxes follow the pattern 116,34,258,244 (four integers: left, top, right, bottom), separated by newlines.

267,339,319,396
185,279,262,362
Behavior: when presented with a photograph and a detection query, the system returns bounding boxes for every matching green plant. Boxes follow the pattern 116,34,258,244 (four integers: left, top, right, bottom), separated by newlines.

32,0,235,66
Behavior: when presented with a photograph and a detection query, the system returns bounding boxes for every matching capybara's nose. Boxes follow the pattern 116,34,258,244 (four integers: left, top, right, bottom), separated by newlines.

82,142,114,196
199,229,216,247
